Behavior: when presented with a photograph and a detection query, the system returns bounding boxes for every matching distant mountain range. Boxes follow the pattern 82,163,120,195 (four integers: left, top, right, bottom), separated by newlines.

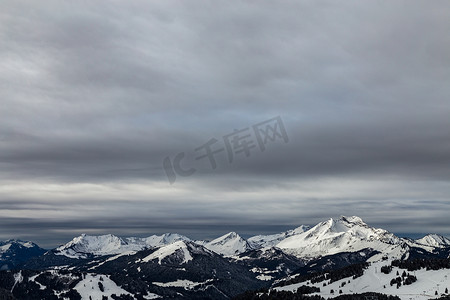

1,216,449,300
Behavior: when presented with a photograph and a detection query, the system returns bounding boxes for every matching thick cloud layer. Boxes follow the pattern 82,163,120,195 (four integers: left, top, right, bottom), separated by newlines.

1,0,449,247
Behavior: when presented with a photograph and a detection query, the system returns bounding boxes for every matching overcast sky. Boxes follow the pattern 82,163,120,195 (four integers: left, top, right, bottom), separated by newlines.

1,1,450,248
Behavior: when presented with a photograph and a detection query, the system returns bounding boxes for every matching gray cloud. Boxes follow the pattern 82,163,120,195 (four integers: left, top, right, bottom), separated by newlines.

0,0,450,247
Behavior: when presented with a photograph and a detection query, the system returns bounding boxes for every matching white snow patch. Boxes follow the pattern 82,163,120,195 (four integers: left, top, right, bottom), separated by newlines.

153,279,213,290
11,271,23,292
0,244,12,252
257,274,273,281
143,293,161,299
74,273,134,300
29,274,46,290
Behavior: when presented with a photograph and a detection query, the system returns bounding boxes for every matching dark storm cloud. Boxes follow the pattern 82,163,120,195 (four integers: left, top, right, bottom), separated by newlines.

1,0,450,246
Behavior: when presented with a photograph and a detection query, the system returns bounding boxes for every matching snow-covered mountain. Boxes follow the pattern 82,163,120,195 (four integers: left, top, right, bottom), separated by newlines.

1,239,264,300
202,232,251,256
1,216,450,300
415,234,450,248
276,216,408,261
55,233,190,259
53,217,450,261
247,225,310,249
0,239,46,270
56,234,133,258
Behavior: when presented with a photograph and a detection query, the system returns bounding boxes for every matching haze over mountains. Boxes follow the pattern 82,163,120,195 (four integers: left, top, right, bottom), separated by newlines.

3,216,450,266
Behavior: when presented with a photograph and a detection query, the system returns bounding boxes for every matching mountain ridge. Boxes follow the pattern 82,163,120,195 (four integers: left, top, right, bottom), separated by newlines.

1,216,450,300
3,216,450,262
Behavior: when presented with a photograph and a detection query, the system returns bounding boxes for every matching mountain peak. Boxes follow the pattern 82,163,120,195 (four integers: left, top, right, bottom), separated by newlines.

153,233,191,245
316,216,369,233
416,234,450,248
339,216,367,227
223,232,239,239
204,232,250,256
55,234,129,258
211,232,242,243
277,215,401,259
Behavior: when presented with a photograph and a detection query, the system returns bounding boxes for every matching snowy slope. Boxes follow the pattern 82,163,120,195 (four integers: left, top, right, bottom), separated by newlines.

276,216,407,261
203,232,251,256
248,225,310,248
56,233,190,258
74,273,161,300
275,260,450,300
139,241,214,265
416,234,450,248
141,241,193,265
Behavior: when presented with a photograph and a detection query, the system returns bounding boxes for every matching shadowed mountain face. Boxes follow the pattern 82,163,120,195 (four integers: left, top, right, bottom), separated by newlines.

0,240,46,270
